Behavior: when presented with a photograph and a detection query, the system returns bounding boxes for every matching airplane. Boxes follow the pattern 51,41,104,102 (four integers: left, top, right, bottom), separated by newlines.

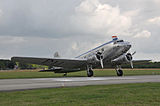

11,36,150,77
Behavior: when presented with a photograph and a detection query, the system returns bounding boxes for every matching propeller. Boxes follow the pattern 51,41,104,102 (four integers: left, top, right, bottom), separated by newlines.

130,60,133,69
100,56,104,68
132,51,136,55
96,52,104,68
126,51,136,68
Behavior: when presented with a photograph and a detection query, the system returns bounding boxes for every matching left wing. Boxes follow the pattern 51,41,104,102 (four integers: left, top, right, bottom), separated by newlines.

11,57,87,69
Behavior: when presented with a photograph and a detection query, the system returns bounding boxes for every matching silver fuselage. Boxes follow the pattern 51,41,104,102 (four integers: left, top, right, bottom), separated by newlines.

76,39,131,68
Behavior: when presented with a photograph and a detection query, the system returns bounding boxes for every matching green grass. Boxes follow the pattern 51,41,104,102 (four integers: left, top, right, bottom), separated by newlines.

0,83,160,106
0,69,160,79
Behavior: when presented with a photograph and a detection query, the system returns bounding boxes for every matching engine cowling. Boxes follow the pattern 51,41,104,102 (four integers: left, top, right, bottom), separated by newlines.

87,54,99,63
112,53,132,64
87,51,104,68
96,52,103,61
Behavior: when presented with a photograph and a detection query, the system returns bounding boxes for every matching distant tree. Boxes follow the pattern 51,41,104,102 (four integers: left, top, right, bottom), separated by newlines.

0,60,16,70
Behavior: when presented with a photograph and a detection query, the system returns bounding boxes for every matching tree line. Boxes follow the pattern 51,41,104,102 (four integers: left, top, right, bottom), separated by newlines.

0,59,46,70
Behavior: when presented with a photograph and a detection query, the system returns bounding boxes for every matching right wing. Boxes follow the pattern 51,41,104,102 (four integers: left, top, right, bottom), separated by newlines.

11,57,87,69
131,60,152,65
103,60,152,68
132,60,151,63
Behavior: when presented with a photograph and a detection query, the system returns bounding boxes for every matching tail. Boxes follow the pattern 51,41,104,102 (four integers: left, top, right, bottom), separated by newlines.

54,52,60,58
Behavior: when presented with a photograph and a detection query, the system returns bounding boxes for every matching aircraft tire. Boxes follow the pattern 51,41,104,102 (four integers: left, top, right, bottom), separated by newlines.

87,69,93,77
63,73,67,77
116,69,123,76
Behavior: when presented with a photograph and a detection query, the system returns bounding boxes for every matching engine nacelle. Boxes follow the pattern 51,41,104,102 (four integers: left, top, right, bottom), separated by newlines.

87,52,104,63
112,53,132,64
87,55,98,63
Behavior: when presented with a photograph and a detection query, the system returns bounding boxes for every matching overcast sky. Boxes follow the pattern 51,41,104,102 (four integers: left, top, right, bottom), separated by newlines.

0,0,160,61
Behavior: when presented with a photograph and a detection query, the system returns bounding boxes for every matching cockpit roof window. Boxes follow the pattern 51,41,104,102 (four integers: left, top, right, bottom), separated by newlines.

114,40,124,44
117,40,124,42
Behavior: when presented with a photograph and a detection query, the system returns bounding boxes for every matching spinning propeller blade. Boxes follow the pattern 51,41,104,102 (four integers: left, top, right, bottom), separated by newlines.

100,58,104,68
132,51,136,55
130,60,133,68
129,51,136,68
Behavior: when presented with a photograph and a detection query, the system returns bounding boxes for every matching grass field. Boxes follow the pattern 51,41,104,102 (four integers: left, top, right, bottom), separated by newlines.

0,69,160,79
0,69,160,106
0,83,160,106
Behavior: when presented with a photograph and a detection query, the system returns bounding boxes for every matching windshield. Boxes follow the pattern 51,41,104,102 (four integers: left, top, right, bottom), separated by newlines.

117,40,124,42
114,40,124,44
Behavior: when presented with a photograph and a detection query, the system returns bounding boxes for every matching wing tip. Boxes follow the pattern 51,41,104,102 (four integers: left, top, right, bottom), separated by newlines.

11,57,20,61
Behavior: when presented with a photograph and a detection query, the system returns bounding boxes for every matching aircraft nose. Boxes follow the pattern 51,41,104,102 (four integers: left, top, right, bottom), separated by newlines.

126,43,131,50
116,41,131,50
127,44,131,48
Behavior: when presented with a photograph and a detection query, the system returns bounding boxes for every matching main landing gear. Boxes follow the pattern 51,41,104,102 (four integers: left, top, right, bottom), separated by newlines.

63,73,67,77
87,65,94,77
116,65,123,76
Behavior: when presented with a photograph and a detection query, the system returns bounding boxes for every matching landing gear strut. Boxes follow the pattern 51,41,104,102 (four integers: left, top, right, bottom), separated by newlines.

116,65,123,76
87,65,94,77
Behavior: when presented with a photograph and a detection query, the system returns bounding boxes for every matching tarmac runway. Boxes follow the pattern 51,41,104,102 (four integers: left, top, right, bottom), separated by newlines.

1,75,160,91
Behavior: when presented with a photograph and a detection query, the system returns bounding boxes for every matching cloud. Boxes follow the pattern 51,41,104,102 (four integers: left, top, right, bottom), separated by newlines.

0,0,158,62
71,42,79,50
148,16,160,26
0,0,145,39
134,30,151,38
153,0,160,4
0,0,77,38
0,9,3,22
123,9,140,17
0,9,2,16
71,0,134,36
0,36,26,44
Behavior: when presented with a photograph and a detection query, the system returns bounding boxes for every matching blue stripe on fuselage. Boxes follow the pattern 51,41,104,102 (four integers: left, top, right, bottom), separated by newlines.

75,40,114,58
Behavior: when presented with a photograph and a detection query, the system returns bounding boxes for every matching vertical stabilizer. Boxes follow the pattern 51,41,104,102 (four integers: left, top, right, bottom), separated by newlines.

54,52,60,58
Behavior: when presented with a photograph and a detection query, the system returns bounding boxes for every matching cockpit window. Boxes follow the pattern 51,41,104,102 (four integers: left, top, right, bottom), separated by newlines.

117,40,124,42
114,40,124,44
